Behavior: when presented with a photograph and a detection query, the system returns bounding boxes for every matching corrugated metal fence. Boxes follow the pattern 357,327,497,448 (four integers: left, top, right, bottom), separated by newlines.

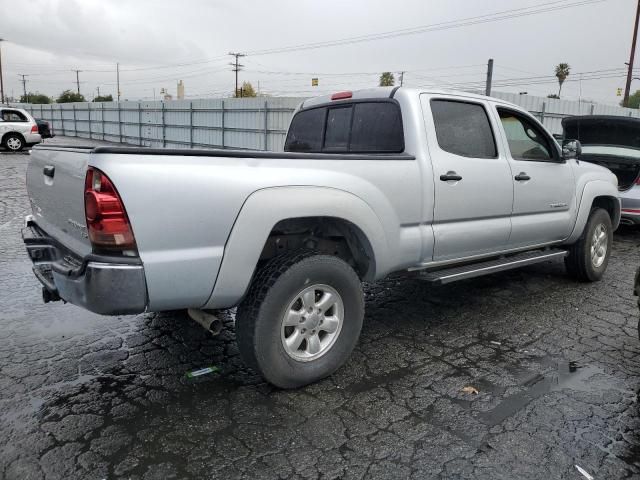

15,92,640,151
19,97,305,151
491,92,640,135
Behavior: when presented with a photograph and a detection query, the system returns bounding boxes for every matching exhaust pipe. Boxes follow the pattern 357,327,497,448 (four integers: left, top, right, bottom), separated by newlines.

187,309,223,336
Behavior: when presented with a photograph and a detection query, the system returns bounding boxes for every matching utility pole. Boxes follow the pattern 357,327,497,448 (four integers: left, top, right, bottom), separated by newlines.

0,39,4,104
72,69,82,95
96,86,100,98
399,71,404,86
624,0,640,107
116,63,121,102
228,52,245,97
485,58,494,96
18,74,28,102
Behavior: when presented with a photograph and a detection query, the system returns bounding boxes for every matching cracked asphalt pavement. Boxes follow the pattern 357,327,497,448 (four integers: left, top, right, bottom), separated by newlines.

2,137,640,479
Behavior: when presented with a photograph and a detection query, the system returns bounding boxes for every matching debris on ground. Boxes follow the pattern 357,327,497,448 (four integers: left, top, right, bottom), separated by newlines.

461,386,479,395
489,340,502,346
186,366,219,378
575,465,594,480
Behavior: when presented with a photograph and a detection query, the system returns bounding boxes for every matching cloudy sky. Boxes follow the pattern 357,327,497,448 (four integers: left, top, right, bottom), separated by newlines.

0,0,636,104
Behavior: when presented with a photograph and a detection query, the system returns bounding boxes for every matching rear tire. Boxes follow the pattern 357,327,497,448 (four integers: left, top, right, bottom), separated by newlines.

236,250,364,388
2,133,24,152
565,208,612,282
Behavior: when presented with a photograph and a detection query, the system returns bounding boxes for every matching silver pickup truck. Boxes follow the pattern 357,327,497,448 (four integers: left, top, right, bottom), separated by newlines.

23,87,620,388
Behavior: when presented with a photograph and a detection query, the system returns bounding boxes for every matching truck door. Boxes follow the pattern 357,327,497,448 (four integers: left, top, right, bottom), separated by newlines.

493,106,576,248
420,95,514,261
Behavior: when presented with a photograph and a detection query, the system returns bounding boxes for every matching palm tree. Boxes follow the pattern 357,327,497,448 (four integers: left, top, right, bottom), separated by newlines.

379,72,395,87
555,63,570,98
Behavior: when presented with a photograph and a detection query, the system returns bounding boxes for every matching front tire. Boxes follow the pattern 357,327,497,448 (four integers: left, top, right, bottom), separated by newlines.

236,251,364,388
2,134,24,152
565,208,612,282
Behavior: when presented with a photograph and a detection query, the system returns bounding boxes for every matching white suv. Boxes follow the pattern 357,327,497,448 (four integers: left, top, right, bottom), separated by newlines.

0,107,42,152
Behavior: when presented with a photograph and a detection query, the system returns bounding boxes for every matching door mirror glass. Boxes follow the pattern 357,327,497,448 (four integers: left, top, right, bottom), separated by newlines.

562,139,582,159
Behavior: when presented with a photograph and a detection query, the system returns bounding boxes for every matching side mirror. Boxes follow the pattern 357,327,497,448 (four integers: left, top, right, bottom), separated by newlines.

562,139,582,159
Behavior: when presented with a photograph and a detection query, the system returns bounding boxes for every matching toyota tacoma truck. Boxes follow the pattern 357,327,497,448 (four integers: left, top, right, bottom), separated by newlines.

22,87,620,388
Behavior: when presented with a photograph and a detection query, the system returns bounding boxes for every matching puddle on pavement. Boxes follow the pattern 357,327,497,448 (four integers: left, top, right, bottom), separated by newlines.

476,359,606,427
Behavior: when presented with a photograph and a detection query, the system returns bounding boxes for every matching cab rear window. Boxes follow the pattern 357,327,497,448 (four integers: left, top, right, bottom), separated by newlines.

285,101,404,153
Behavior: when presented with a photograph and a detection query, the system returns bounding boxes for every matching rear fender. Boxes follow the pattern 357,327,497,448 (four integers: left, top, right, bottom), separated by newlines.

203,186,389,309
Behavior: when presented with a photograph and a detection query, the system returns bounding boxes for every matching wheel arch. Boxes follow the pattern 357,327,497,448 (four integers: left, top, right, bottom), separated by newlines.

591,195,620,227
2,131,26,148
566,180,621,244
203,186,389,309
259,215,377,280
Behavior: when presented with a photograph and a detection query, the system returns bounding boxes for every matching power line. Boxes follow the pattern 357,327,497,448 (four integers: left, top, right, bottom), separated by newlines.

246,0,608,56
101,66,229,86
1,0,618,101
119,55,229,72
7,0,608,79
414,68,634,91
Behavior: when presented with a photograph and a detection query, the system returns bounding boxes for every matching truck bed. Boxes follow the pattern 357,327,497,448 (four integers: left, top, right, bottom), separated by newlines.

26,144,422,311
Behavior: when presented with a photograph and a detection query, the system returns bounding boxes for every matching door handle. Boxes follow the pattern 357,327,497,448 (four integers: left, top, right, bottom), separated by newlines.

440,172,462,182
43,165,55,178
514,172,530,181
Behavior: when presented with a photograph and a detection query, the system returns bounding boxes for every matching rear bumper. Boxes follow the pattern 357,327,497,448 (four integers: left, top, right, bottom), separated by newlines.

24,133,42,145
22,217,147,315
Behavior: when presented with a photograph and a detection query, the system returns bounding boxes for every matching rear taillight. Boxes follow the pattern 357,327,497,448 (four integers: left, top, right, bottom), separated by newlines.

636,176,640,185
31,125,38,133
84,167,137,253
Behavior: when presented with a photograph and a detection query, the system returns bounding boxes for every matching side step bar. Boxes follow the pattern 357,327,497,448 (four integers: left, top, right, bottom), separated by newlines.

419,249,568,285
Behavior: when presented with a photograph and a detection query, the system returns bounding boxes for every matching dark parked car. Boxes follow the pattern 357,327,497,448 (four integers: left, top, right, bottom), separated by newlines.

35,118,54,139
562,116,640,226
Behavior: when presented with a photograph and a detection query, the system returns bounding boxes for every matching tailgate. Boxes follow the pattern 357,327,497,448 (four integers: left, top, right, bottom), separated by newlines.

26,146,94,257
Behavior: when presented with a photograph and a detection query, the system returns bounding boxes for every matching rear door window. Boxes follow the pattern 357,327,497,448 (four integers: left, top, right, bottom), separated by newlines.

284,101,404,154
350,103,404,152
430,100,497,158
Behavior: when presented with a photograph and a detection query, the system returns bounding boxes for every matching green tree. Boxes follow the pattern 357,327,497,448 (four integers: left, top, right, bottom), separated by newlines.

379,72,395,87
57,90,86,103
555,63,570,98
623,90,640,109
94,94,113,102
20,92,51,104
235,81,257,97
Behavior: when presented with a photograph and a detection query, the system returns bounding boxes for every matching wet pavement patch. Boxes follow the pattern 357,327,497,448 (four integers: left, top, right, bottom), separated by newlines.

1,137,640,479
477,360,609,427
